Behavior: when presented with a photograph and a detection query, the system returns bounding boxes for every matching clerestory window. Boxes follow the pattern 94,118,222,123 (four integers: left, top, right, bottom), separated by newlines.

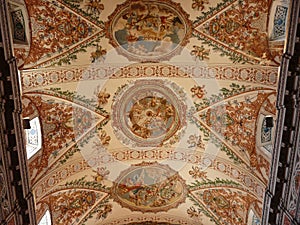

38,210,51,225
25,117,42,159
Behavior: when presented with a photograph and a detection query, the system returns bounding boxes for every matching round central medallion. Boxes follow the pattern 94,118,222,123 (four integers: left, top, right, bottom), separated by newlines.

129,96,176,139
112,79,186,148
106,0,192,62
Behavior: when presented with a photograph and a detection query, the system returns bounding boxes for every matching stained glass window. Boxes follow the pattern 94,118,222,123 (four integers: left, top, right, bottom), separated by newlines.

25,117,42,159
260,117,273,153
261,117,272,144
248,210,261,225
271,5,288,40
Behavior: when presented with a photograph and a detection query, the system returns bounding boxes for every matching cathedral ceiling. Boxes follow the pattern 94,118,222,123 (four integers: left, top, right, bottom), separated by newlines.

11,0,290,224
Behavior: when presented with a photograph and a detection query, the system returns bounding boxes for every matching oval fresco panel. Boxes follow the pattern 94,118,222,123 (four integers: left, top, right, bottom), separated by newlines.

106,0,192,62
112,162,187,213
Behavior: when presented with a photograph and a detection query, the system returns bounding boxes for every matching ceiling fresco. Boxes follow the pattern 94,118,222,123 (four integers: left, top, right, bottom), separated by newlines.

10,0,290,224
106,0,193,62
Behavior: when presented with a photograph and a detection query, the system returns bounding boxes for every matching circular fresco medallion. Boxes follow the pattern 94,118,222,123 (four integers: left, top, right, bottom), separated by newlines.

129,96,176,139
106,0,192,62
112,79,187,148
112,162,187,213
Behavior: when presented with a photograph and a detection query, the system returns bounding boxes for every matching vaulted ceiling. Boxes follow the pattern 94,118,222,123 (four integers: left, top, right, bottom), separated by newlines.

10,0,290,224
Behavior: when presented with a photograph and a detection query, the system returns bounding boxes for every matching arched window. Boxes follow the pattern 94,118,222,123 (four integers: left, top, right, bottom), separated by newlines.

256,114,275,156
268,0,289,41
260,117,273,153
38,210,51,225
248,209,261,225
25,117,42,159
